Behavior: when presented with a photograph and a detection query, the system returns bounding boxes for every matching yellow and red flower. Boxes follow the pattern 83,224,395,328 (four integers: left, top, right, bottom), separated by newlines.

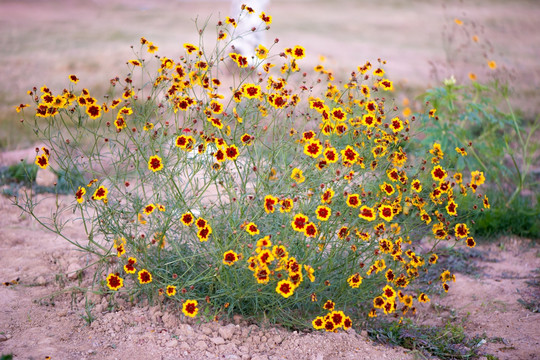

225,144,240,161
280,198,293,213
321,188,335,204
276,279,295,298
347,273,363,288
359,205,376,221
304,139,323,158
378,204,394,222
290,168,305,183
223,250,239,266
182,299,198,317
124,257,137,274
166,285,176,297
304,222,318,238
143,203,156,216
315,205,331,221
264,195,279,213
75,186,86,204
243,84,262,99
291,213,309,232
431,165,447,182
106,273,123,291
323,147,339,163
245,222,260,236
346,193,361,208
454,223,470,238
35,153,49,169
138,269,153,284
418,293,430,303
197,226,212,242
148,155,164,172
92,185,108,201
181,212,194,226
323,300,335,311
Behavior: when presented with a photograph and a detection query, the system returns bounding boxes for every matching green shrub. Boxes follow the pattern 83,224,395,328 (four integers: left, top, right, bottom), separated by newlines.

15,8,485,330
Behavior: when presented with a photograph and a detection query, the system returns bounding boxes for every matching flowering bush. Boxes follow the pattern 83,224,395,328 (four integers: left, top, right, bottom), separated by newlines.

15,6,487,330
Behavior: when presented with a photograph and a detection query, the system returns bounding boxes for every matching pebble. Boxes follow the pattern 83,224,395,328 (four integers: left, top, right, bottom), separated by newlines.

165,339,178,348
179,341,191,351
251,355,269,360
67,262,82,280
201,325,213,335
218,324,236,340
0,334,8,342
211,336,225,345
35,276,47,286
195,340,208,350
233,314,243,324
35,167,57,187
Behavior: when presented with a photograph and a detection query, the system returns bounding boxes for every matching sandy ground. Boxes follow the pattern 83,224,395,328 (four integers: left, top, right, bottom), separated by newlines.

1,0,540,148
0,149,539,360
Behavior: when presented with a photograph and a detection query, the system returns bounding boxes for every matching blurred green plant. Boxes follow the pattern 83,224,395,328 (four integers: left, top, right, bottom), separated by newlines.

0,160,85,196
0,161,38,185
367,318,486,359
416,77,540,239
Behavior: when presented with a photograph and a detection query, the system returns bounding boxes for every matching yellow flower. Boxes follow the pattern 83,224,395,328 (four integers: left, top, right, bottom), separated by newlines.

147,42,158,54
291,168,305,183
488,60,497,70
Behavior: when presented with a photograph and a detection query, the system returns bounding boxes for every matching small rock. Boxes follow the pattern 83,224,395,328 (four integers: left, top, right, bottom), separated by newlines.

233,314,243,324
0,334,8,342
251,355,268,360
224,355,240,360
165,339,178,348
35,167,57,187
162,312,178,328
179,341,191,350
35,276,47,286
177,324,193,336
201,325,213,335
195,340,208,350
211,337,225,345
218,324,236,340
273,335,282,344
312,355,324,360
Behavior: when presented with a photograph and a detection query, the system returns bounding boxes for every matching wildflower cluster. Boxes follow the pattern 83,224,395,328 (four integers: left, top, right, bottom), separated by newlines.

17,6,486,329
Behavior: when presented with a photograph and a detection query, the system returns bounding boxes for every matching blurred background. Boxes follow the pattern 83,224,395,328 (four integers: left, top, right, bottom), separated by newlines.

1,0,539,150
